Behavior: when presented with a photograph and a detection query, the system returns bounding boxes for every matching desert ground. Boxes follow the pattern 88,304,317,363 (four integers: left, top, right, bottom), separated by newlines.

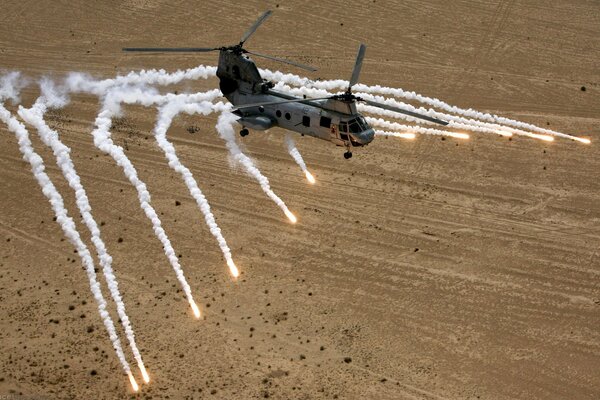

1,1,599,399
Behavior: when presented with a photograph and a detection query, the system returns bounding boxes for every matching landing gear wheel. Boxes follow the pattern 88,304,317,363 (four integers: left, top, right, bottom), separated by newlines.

343,151,353,159
239,128,249,137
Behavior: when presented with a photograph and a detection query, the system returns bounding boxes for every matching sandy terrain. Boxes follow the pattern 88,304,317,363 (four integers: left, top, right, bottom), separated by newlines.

1,1,599,399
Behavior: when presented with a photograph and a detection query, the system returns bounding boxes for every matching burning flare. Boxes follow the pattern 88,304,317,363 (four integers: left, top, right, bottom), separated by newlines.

530,133,554,142
139,363,150,384
128,372,139,392
285,209,298,224
190,299,201,319
227,259,240,279
448,132,470,140
576,137,591,144
304,170,316,184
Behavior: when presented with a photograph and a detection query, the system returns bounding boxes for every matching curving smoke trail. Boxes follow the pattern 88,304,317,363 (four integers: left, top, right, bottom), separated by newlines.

153,96,240,278
105,86,242,278
0,76,139,392
285,134,315,184
92,87,202,319
216,112,298,224
261,68,589,143
17,79,150,384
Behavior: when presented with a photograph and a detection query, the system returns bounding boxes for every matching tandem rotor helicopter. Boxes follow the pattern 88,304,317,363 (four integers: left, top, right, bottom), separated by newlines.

124,10,448,159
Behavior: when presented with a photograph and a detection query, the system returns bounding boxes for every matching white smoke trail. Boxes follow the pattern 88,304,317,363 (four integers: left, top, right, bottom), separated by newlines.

215,112,297,223
367,117,469,140
89,84,245,278
0,87,138,391
153,97,240,278
65,65,217,97
285,134,315,184
354,93,557,141
92,87,202,319
17,80,150,384
271,80,552,141
358,104,488,139
261,68,589,143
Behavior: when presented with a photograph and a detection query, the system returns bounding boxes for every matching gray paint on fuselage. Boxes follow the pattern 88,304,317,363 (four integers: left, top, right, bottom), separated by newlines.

235,92,346,145
217,52,375,147
234,91,376,146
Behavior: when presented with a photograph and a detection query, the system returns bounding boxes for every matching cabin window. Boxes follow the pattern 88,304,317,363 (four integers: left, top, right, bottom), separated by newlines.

319,116,331,128
276,110,282,118
339,122,348,132
302,116,310,127
258,106,265,113
285,112,291,120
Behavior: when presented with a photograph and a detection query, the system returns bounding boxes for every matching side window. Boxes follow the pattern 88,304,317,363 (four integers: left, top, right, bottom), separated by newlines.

302,116,310,127
276,110,282,118
319,116,331,128
339,123,347,132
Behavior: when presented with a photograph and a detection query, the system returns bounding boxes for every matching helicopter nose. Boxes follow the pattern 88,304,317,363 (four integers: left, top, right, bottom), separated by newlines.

357,128,375,144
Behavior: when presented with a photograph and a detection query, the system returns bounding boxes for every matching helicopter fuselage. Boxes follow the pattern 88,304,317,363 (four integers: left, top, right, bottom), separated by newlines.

123,10,447,157
216,49,375,149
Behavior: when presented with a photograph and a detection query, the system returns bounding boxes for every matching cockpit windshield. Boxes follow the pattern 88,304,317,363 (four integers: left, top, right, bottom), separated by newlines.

345,117,368,134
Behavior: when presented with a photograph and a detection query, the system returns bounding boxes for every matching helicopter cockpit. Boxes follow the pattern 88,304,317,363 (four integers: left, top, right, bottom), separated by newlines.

338,116,375,146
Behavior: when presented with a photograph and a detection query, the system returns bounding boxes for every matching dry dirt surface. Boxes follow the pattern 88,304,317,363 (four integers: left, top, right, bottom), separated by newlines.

1,1,599,399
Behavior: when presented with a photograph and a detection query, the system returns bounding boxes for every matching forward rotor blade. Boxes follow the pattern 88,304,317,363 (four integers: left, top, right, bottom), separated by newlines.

363,99,448,126
246,50,317,72
348,43,366,91
239,10,273,45
233,96,332,110
122,47,218,52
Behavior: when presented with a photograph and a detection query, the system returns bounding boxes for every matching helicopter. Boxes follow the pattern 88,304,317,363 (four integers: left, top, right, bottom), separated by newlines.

123,10,448,159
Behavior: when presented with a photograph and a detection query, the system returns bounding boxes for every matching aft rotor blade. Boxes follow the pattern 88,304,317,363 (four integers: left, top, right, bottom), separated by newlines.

348,43,366,91
233,96,332,110
363,99,448,126
246,50,317,72
122,47,218,52
239,10,273,45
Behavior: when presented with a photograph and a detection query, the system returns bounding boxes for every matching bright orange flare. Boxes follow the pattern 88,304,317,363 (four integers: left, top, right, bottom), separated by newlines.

398,132,416,139
532,134,554,142
304,170,316,184
128,371,139,392
576,137,591,144
227,259,240,279
190,299,201,319
285,209,297,224
448,132,470,140
138,363,150,384
495,130,513,137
